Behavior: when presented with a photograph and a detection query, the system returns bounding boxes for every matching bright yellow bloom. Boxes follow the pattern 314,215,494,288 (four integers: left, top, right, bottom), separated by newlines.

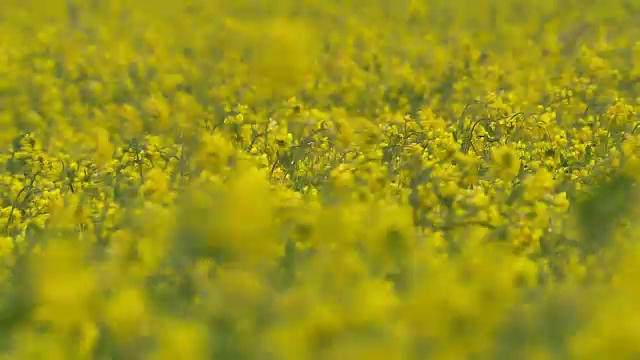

491,145,521,182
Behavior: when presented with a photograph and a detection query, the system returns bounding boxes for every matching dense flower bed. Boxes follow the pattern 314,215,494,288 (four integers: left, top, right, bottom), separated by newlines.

0,0,639,358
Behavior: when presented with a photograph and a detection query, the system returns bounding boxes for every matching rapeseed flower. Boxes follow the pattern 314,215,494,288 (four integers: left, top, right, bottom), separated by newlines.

0,0,637,358
491,145,521,182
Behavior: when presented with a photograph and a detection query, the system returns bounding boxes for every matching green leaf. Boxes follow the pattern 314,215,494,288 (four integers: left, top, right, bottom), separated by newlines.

575,174,637,254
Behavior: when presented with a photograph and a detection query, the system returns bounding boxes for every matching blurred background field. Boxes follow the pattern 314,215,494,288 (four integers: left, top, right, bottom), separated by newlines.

0,0,638,359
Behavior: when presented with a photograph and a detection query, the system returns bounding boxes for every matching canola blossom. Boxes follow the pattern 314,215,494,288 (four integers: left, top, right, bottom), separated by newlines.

0,0,639,358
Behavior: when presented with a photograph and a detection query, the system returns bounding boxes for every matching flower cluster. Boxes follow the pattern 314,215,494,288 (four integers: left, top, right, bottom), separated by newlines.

0,0,638,358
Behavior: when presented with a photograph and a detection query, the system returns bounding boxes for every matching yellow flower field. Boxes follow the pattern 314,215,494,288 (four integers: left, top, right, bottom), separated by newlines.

0,0,639,358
